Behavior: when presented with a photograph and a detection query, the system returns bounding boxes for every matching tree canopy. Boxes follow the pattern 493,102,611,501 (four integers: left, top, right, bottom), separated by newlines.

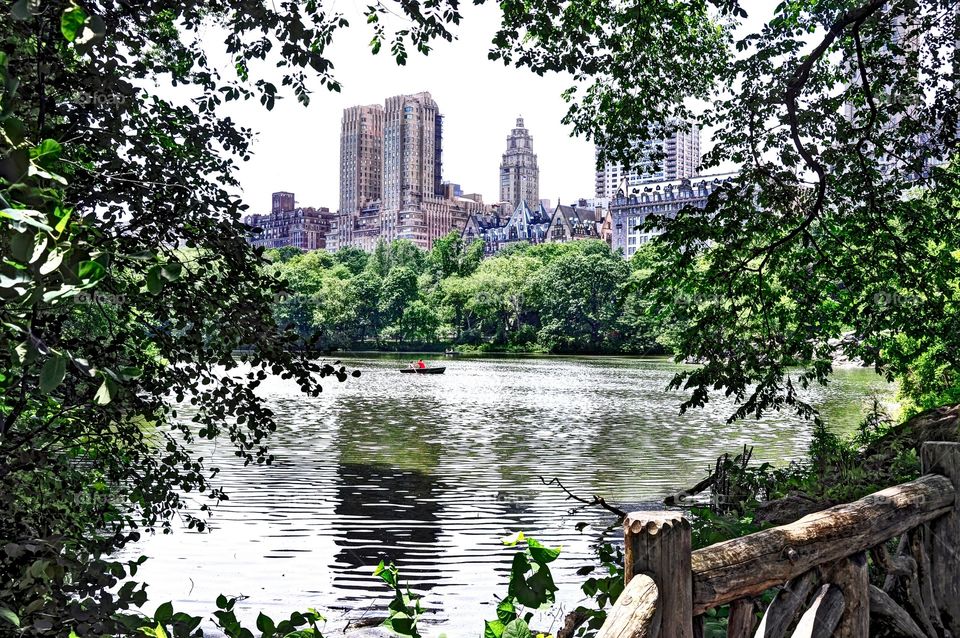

265,236,659,353
487,0,960,420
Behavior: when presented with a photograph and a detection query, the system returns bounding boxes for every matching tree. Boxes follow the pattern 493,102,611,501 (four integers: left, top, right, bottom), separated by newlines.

379,266,419,345
310,265,357,351
0,1,459,634
390,239,426,274
402,300,440,343
334,245,370,276
536,250,630,352
264,246,305,263
271,251,337,340
349,269,384,346
428,231,483,280
368,239,392,278
437,275,473,341
484,0,960,420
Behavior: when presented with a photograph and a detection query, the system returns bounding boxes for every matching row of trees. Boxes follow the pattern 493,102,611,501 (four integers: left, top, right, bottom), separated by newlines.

266,234,664,354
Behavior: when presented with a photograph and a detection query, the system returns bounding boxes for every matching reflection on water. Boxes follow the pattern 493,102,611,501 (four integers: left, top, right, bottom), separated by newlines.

129,355,894,635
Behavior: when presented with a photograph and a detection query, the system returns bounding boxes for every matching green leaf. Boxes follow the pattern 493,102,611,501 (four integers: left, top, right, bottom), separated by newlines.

256,612,276,635
373,561,397,587
28,235,48,264
502,619,531,638
10,231,34,262
39,354,67,393
154,601,173,624
1,208,53,232
0,607,19,627
78,260,106,284
495,597,517,624
159,263,182,282
39,249,65,275
118,366,143,380
61,4,88,42
484,620,504,638
526,538,561,564
0,270,31,289
94,375,117,405
42,284,78,303
31,139,62,162
146,265,164,294
140,623,168,638
53,208,71,234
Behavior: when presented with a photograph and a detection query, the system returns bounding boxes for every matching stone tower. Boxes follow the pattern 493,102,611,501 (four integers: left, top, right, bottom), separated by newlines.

499,117,539,212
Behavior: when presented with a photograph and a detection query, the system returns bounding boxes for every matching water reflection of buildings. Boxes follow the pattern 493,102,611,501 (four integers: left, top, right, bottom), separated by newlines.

331,462,444,583
328,399,449,596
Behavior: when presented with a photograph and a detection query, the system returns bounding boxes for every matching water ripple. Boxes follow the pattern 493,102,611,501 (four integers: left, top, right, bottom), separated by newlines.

127,355,892,635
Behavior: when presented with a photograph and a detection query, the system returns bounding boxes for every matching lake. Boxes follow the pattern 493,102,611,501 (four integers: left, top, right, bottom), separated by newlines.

131,355,894,636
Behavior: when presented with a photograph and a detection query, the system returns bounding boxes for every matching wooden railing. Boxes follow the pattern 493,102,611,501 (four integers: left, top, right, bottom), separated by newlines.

595,442,960,638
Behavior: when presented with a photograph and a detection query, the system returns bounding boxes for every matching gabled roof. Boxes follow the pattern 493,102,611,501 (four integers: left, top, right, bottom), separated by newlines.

555,204,597,226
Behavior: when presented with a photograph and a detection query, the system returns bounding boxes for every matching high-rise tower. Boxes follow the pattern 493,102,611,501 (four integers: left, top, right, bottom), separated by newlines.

336,92,478,251
595,123,701,199
339,104,384,214
499,117,540,211
382,92,443,212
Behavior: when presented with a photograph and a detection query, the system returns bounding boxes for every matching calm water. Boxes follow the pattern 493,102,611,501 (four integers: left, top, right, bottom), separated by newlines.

132,355,893,635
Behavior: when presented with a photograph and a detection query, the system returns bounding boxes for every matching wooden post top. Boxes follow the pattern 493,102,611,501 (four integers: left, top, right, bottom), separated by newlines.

624,510,690,535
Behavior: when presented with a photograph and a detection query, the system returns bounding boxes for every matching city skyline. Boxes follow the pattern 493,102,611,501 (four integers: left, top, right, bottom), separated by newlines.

216,3,596,214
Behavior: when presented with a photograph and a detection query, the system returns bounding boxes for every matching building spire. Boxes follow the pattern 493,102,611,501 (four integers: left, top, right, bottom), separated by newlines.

500,116,539,212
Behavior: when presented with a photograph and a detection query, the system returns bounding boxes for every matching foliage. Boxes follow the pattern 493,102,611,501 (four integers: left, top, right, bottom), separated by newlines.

571,542,625,636
268,238,665,354
535,249,630,352
374,562,423,638
0,0,458,633
475,0,960,422
5,0,957,633
485,533,561,638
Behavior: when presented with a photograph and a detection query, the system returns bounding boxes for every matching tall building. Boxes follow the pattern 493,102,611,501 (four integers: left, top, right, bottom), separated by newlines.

595,123,701,199
334,92,478,251
381,92,442,213
339,104,384,214
272,191,295,214
499,117,540,212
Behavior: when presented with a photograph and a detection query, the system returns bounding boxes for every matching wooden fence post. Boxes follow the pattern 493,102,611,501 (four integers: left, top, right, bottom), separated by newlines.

829,551,868,637
623,510,693,638
921,441,960,635
725,598,756,637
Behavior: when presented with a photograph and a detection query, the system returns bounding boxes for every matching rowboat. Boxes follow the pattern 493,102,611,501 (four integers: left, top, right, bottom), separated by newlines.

399,366,446,374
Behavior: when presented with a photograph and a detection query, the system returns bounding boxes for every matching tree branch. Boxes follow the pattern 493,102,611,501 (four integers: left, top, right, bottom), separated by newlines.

538,476,627,519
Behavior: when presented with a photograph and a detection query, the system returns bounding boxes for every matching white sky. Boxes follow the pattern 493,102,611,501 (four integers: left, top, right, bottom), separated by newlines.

203,2,774,214
209,2,590,214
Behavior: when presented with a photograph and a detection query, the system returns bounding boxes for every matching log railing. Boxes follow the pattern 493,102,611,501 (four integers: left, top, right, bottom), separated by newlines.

594,442,960,638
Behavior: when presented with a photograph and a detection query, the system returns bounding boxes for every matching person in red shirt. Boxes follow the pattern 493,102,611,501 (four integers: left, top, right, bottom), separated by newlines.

417,359,426,369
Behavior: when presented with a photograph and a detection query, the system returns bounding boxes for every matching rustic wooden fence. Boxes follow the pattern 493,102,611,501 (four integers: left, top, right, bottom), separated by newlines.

594,442,960,638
